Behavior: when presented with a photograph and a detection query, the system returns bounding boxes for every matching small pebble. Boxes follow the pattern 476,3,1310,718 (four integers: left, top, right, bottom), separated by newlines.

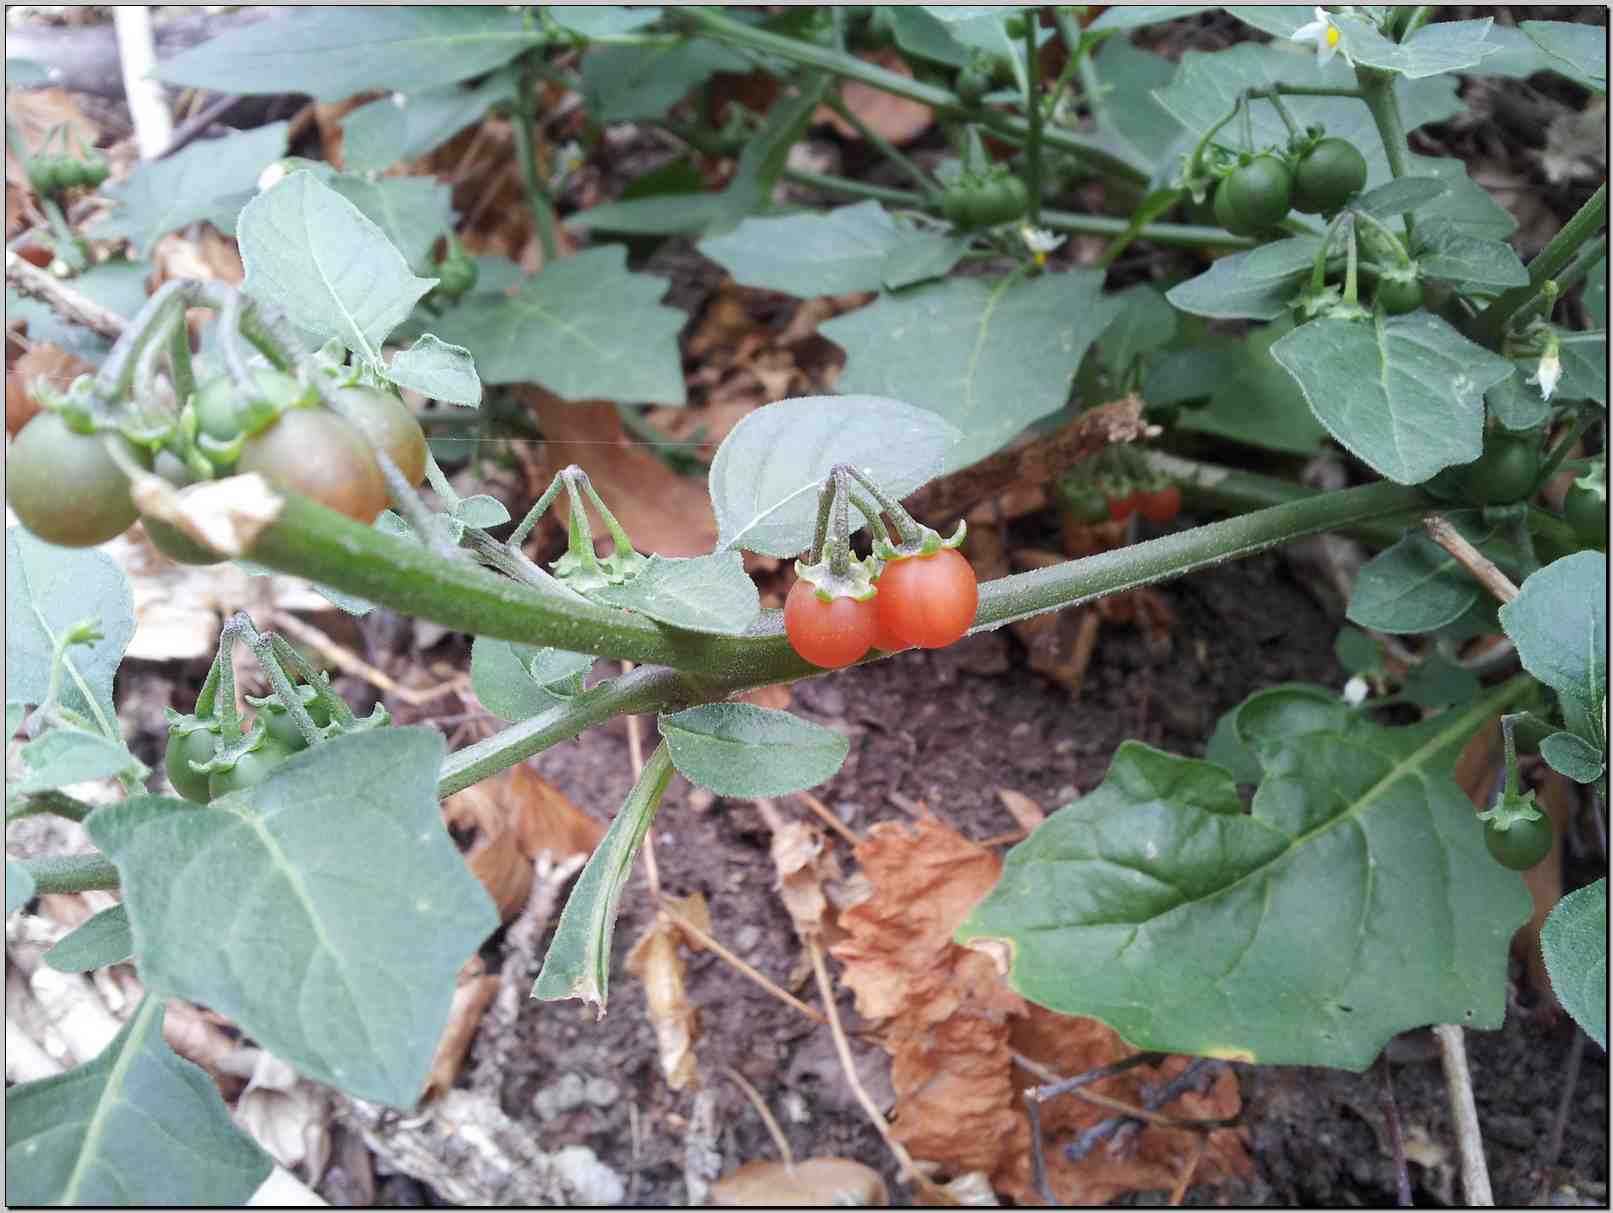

584,1076,620,1107
534,1072,587,1120
734,924,762,953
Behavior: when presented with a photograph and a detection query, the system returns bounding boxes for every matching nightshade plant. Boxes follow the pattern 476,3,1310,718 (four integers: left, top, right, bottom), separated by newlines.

5,6,1607,1204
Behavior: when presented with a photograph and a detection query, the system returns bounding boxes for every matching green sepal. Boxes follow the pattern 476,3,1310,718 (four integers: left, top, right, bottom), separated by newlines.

1478,788,1544,831
793,553,880,602
872,519,967,562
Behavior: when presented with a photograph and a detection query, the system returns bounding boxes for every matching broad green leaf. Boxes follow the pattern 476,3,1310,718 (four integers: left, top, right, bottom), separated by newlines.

1583,257,1606,328
1142,342,1241,407
156,7,544,100
881,232,971,291
1354,176,1450,219
589,553,760,636
1334,15,1500,80
1092,5,1219,32
710,395,961,558
550,6,662,36
1407,155,1518,240
580,39,749,122
1540,731,1606,784
822,269,1120,467
6,259,150,363
1333,626,1383,677
1091,37,1184,169
1541,878,1607,1050
1233,684,1366,765
1155,44,1463,196
1348,530,1481,634
1220,6,1316,37
470,638,588,723
43,904,133,972
342,74,517,173
1485,364,1551,433
1165,236,1321,321
6,528,135,728
453,494,509,528
1557,333,1607,406
1176,327,1332,456
1099,284,1179,374
6,857,35,916
1471,24,1582,81
1500,553,1607,732
1522,21,1607,92
1270,313,1511,484
958,689,1533,1071
534,741,674,1011
885,6,972,66
91,122,288,255
86,730,498,1107
385,334,482,406
1399,653,1481,709
12,730,139,795
569,191,738,239
661,703,849,798
327,174,455,274
239,171,435,361
4,996,271,1204
700,202,917,298
1412,217,1528,295
432,245,685,404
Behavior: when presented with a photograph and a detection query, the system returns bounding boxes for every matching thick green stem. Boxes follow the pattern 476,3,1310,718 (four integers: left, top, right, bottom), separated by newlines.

1023,16,1044,226
1355,66,1416,238
511,62,559,264
679,5,1148,185
6,789,97,825
22,853,121,894
1473,183,1608,346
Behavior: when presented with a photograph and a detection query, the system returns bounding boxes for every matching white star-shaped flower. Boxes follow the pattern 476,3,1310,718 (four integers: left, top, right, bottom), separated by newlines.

1292,6,1346,66
1019,225,1065,265
1342,675,1370,706
1528,348,1562,402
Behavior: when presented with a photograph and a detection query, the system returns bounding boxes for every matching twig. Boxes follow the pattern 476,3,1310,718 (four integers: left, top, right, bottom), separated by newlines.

1062,1082,1240,1132
5,251,127,339
795,790,862,847
1538,1028,1587,1187
1377,1051,1414,1207
1023,1089,1059,1206
661,905,826,1027
158,93,244,160
1434,1023,1494,1206
623,663,662,904
723,1066,795,1168
114,7,173,157
1168,1133,1210,1206
1424,514,1520,605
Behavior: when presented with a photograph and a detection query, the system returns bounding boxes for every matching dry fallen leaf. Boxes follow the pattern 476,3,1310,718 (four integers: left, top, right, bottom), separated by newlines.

711,1157,890,1207
422,964,500,1102
625,895,707,1092
816,50,934,147
994,789,1045,834
771,821,838,939
234,1050,330,1178
507,762,607,862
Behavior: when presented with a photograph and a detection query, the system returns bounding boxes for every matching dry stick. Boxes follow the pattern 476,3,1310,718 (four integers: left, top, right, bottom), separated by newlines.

1434,1023,1495,1206
267,611,464,707
722,1065,796,1169
660,904,827,1027
1062,1082,1240,1132
5,251,127,339
1423,515,1521,604
794,790,862,847
1377,1051,1414,1207
622,663,662,903
806,935,935,1195
1539,1028,1587,1192
1023,1090,1060,1207
1167,1132,1211,1207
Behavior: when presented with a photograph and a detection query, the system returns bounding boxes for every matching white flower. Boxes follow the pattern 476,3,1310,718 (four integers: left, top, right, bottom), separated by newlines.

1292,6,1346,66
1528,347,1562,402
1342,675,1370,706
1019,225,1065,264
550,140,586,190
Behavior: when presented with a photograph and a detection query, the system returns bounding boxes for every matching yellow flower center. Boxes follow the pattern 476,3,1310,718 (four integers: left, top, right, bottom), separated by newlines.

1326,25,1340,47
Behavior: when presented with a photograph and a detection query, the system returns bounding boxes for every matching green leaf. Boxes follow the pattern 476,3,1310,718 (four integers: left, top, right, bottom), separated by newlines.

1333,626,1382,677
6,528,135,727
1270,313,1511,484
1542,878,1607,1050
1399,653,1481,709
1333,15,1501,80
569,191,739,239
91,122,288,256
823,269,1120,468
342,74,517,174
1354,176,1450,220
550,6,663,37
700,202,920,298
589,553,760,636
13,729,139,795
881,232,971,291
327,174,455,274
1583,257,1606,328
4,996,271,1204
710,395,961,558
85,730,498,1107
1348,529,1482,635
958,692,1533,1071
453,494,508,528
6,857,36,916
1540,731,1606,785
1176,324,1332,456
156,7,543,100
1090,37,1183,168
885,6,972,66
1220,7,1318,38
1522,21,1608,92
1099,284,1179,374
1485,364,1552,433
44,904,133,972
661,703,849,798
580,39,749,121
1500,553,1608,735
431,246,685,404
6,259,151,363
385,334,482,405
5,56,51,87
1407,155,1519,240
1412,217,1528,295
1557,333,1607,406
239,171,435,362
534,741,675,1012
470,638,588,723
1165,237,1321,321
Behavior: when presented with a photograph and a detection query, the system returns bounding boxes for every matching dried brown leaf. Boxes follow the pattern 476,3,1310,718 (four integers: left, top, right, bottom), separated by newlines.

711,1157,890,1207
816,51,934,147
423,969,500,1102
771,821,838,938
625,914,701,1091
994,789,1045,833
